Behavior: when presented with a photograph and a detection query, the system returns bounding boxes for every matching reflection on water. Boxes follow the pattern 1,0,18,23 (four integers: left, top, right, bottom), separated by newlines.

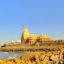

0,51,23,60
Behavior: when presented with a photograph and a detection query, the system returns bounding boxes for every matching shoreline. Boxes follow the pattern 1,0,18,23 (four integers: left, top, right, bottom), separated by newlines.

0,43,64,64
0,49,64,64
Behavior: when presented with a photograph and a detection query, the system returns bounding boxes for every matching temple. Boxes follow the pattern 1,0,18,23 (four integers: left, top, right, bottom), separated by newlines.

21,27,54,44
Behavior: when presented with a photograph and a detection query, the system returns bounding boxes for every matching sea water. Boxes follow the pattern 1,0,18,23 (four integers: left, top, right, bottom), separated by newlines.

0,51,23,60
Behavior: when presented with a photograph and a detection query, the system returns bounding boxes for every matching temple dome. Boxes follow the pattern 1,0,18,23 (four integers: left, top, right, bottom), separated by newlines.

28,34,37,39
26,34,37,44
38,34,47,38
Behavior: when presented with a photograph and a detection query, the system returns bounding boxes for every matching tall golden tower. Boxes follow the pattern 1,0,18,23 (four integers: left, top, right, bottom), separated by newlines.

21,26,30,44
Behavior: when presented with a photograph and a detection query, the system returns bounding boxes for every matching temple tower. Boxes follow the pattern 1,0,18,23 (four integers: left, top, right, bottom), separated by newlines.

21,27,30,44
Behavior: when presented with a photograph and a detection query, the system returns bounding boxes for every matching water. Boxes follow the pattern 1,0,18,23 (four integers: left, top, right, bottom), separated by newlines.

0,51,23,60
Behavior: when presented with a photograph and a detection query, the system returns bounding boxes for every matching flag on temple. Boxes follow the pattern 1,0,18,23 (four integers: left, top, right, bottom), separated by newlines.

22,25,25,27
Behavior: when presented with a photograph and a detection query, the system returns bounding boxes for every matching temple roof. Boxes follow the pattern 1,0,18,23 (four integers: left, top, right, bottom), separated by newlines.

38,34,47,38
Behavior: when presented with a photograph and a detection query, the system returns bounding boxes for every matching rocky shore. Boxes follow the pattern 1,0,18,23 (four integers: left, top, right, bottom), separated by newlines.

0,42,64,64
0,49,64,64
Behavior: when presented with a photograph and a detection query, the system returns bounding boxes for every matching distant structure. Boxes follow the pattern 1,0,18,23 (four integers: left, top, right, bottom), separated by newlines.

21,26,54,44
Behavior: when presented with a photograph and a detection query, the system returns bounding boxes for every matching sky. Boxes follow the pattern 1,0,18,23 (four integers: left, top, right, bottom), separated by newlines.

0,0,64,44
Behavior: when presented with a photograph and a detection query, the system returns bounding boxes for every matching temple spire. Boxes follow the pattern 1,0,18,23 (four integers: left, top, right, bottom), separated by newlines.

21,26,30,43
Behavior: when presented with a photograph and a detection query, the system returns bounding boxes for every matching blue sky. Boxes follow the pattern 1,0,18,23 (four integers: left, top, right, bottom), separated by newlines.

0,0,64,44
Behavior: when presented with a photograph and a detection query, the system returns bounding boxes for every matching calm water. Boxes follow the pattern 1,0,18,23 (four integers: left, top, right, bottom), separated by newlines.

0,51,23,60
